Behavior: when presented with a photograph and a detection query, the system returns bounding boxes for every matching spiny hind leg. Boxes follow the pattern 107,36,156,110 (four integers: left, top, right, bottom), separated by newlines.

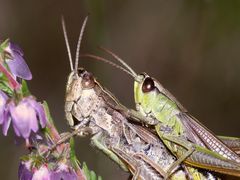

132,168,141,180
112,147,156,180
133,153,167,178
111,147,140,178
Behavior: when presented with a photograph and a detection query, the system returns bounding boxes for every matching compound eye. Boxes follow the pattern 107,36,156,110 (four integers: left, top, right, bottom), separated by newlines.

77,68,85,76
82,72,95,89
142,77,155,93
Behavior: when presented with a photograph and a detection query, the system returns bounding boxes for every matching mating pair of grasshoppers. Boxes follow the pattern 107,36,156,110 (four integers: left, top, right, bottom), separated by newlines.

61,17,240,180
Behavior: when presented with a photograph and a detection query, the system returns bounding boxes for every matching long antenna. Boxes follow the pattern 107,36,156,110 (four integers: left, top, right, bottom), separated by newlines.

81,54,136,78
61,16,73,71
75,16,88,73
99,46,138,78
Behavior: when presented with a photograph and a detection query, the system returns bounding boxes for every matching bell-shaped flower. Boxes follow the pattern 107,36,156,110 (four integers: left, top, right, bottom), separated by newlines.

50,163,78,180
3,96,47,139
18,161,33,180
19,163,51,180
32,165,51,180
19,162,79,180
5,42,32,80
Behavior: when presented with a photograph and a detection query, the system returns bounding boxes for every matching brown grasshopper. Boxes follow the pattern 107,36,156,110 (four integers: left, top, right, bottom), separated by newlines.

60,17,221,180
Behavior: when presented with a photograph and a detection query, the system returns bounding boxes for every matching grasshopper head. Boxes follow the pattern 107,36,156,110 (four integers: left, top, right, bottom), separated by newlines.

134,73,159,115
65,68,96,127
65,68,95,102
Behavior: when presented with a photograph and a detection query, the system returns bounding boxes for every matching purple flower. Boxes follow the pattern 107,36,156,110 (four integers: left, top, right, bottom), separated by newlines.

5,42,32,80
19,162,79,180
50,163,78,180
2,96,47,139
0,90,8,125
19,162,51,180
32,166,51,180
18,161,33,180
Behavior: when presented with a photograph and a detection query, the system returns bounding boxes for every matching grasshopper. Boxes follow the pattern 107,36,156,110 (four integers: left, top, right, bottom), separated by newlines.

61,17,220,180
81,48,240,178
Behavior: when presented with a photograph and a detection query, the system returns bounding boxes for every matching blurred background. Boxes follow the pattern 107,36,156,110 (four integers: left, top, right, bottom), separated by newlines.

0,0,240,179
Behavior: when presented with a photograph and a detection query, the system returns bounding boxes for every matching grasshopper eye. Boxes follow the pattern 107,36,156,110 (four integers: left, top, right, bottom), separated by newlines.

142,77,155,93
77,69,85,76
82,72,95,89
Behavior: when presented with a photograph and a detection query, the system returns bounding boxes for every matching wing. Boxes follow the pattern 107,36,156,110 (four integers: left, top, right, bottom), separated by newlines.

218,136,240,155
178,112,240,163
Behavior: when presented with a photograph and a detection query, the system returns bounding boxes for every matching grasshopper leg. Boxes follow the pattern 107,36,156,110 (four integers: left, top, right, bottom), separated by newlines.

91,132,129,172
161,134,196,179
132,168,141,180
120,108,159,125
161,134,240,177
49,127,92,152
133,153,167,178
111,147,140,178
112,147,166,179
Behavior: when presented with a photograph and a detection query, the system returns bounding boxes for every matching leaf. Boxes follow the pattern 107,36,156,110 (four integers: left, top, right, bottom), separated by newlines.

0,81,13,96
82,162,102,180
42,101,54,124
20,155,30,162
90,171,97,180
70,138,81,170
0,39,9,54
41,101,56,137
21,80,31,96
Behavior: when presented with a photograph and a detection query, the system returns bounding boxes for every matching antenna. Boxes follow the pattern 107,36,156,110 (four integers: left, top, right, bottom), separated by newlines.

81,54,136,78
99,46,137,78
75,16,88,72
61,16,73,71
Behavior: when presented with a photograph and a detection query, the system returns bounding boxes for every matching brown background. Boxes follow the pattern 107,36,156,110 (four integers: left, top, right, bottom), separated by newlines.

0,1,240,179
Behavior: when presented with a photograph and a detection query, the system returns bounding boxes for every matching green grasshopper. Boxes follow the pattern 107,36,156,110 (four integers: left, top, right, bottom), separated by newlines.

82,48,240,178
60,17,220,180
